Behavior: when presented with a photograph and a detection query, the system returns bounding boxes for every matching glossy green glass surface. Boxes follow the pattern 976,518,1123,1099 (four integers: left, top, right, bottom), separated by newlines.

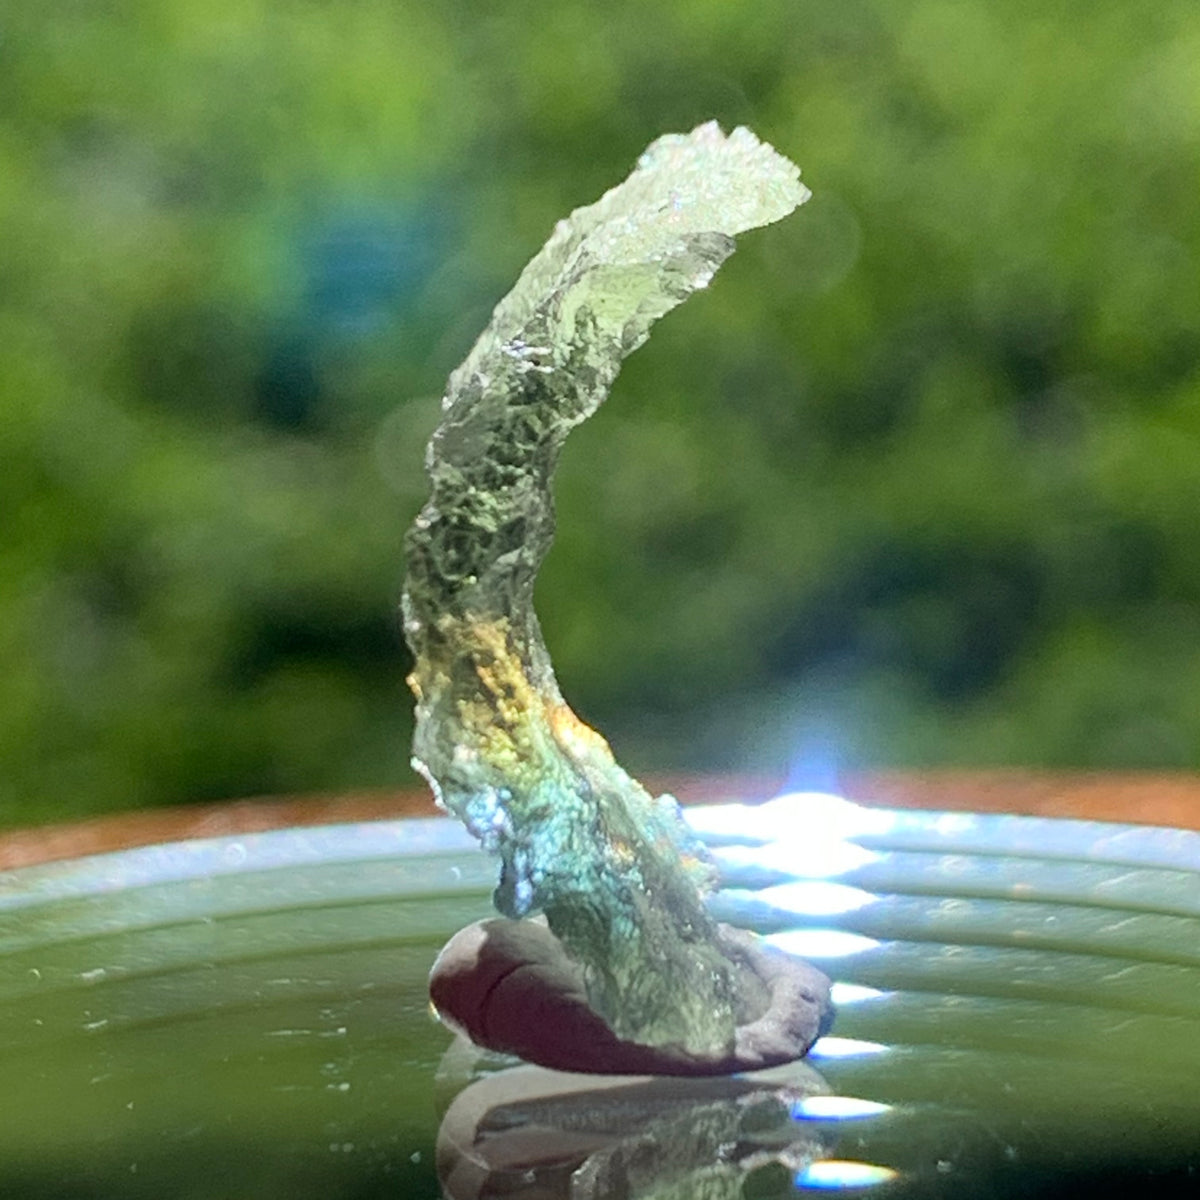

3,798,1199,1198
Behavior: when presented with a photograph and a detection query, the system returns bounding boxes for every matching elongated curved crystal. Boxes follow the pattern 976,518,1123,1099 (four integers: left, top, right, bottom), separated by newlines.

403,123,809,1055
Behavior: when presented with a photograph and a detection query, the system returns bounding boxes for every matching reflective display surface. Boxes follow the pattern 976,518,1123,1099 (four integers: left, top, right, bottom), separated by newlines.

3,795,1199,1198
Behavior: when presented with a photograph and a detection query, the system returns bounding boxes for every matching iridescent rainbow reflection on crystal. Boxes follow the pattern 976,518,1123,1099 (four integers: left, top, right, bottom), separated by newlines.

402,124,820,1061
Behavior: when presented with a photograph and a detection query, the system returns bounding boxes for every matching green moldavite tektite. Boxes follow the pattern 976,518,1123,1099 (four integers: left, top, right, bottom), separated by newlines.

403,123,809,1057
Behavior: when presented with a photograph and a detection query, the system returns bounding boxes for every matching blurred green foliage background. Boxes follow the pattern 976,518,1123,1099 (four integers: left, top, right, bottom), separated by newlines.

2,0,1199,829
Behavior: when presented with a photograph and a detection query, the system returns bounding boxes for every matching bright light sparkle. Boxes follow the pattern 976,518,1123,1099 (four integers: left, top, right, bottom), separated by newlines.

829,982,889,1006
796,1160,899,1189
710,839,880,879
792,1095,892,1121
808,1036,890,1059
765,929,882,958
687,792,896,844
755,881,878,916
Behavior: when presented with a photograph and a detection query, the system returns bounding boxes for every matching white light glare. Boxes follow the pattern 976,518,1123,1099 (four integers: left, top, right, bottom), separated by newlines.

792,1095,892,1121
770,792,899,838
807,1036,890,1059
687,792,896,844
796,1160,899,1190
755,881,878,916
711,839,880,879
765,929,881,959
829,982,889,1006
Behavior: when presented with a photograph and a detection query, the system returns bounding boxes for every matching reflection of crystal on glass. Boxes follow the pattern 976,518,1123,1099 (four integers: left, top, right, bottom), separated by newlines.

403,123,817,1061
434,1044,833,1200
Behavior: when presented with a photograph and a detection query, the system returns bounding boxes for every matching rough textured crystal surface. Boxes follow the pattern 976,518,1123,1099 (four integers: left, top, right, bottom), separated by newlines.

403,123,810,1056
